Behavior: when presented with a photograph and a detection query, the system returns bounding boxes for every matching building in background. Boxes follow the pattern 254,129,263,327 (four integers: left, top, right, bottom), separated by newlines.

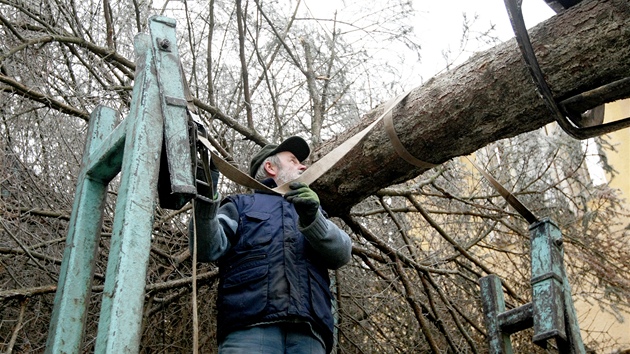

575,99,630,352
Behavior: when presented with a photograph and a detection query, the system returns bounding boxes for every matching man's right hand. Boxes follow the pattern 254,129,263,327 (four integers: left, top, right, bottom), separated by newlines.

285,182,320,226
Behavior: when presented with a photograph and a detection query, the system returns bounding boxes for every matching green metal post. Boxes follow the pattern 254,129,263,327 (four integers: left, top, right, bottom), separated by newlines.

530,218,566,346
93,32,164,353
530,219,586,354
45,107,119,354
479,275,514,354
46,16,195,353
562,267,587,354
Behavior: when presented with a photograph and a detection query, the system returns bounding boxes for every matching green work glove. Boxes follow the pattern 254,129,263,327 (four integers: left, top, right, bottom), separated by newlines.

209,157,219,195
196,155,220,201
285,182,320,226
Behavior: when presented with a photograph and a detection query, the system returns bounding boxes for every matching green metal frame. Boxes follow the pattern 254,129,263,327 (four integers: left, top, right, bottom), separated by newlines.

46,16,194,353
479,218,586,353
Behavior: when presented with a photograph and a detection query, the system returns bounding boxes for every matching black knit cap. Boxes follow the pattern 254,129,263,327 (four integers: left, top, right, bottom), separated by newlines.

249,136,310,178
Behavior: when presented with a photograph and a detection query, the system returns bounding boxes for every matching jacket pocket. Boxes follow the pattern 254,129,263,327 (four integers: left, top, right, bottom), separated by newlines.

220,257,269,318
224,254,268,285
239,211,272,248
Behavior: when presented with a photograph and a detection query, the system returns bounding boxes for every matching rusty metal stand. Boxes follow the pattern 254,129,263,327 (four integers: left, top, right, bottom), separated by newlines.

479,218,586,353
45,16,195,353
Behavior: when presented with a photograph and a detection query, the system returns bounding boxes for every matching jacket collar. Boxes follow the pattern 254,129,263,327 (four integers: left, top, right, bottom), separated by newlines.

255,178,280,195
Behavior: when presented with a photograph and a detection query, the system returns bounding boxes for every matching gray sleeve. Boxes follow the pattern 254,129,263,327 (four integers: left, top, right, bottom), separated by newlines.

188,195,239,262
299,210,352,270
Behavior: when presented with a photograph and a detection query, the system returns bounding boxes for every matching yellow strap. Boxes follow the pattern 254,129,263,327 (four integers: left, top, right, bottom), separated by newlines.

465,156,539,224
383,99,437,169
198,89,436,195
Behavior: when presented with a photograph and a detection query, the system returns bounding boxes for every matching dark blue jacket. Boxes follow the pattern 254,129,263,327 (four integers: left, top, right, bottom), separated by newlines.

216,191,336,352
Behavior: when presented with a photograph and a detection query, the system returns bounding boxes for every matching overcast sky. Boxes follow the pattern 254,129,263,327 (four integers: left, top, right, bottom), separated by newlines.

413,0,555,77
302,0,556,82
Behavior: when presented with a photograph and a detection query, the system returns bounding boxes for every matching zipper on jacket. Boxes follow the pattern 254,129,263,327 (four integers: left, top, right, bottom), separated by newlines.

229,253,267,270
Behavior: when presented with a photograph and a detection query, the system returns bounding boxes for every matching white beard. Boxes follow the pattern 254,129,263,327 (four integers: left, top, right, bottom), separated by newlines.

275,167,302,186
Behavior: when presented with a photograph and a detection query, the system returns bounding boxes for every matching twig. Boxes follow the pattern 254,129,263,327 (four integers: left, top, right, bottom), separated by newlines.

6,298,28,354
342,215,456,275
0,270,219,302
407,195,525,303
393,257,441,353
0,218,57,282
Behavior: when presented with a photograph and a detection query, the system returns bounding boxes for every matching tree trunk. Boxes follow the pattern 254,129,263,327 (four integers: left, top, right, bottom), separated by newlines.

313,0,630,216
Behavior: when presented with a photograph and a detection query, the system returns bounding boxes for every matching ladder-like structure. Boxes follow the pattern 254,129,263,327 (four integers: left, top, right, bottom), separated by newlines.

46,16,195,353
479,218,586,353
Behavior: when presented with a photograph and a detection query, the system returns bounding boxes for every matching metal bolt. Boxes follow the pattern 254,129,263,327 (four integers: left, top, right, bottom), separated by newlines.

158,39,170,50
554,238,563,247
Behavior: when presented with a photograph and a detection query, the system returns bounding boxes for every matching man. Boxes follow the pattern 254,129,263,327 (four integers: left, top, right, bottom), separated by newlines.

190,136,352,354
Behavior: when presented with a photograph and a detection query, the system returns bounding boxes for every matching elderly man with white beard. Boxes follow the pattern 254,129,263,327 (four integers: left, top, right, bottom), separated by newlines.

189,136,352,354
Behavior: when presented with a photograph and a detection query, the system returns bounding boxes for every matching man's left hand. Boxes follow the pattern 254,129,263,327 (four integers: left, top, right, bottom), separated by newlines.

285,182,320,226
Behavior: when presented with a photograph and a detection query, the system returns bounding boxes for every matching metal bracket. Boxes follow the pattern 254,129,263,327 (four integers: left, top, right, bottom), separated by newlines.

504,0,630,139
151,16,197,209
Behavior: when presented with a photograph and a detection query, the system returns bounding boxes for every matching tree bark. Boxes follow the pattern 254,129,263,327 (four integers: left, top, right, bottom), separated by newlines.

313,0,630,216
